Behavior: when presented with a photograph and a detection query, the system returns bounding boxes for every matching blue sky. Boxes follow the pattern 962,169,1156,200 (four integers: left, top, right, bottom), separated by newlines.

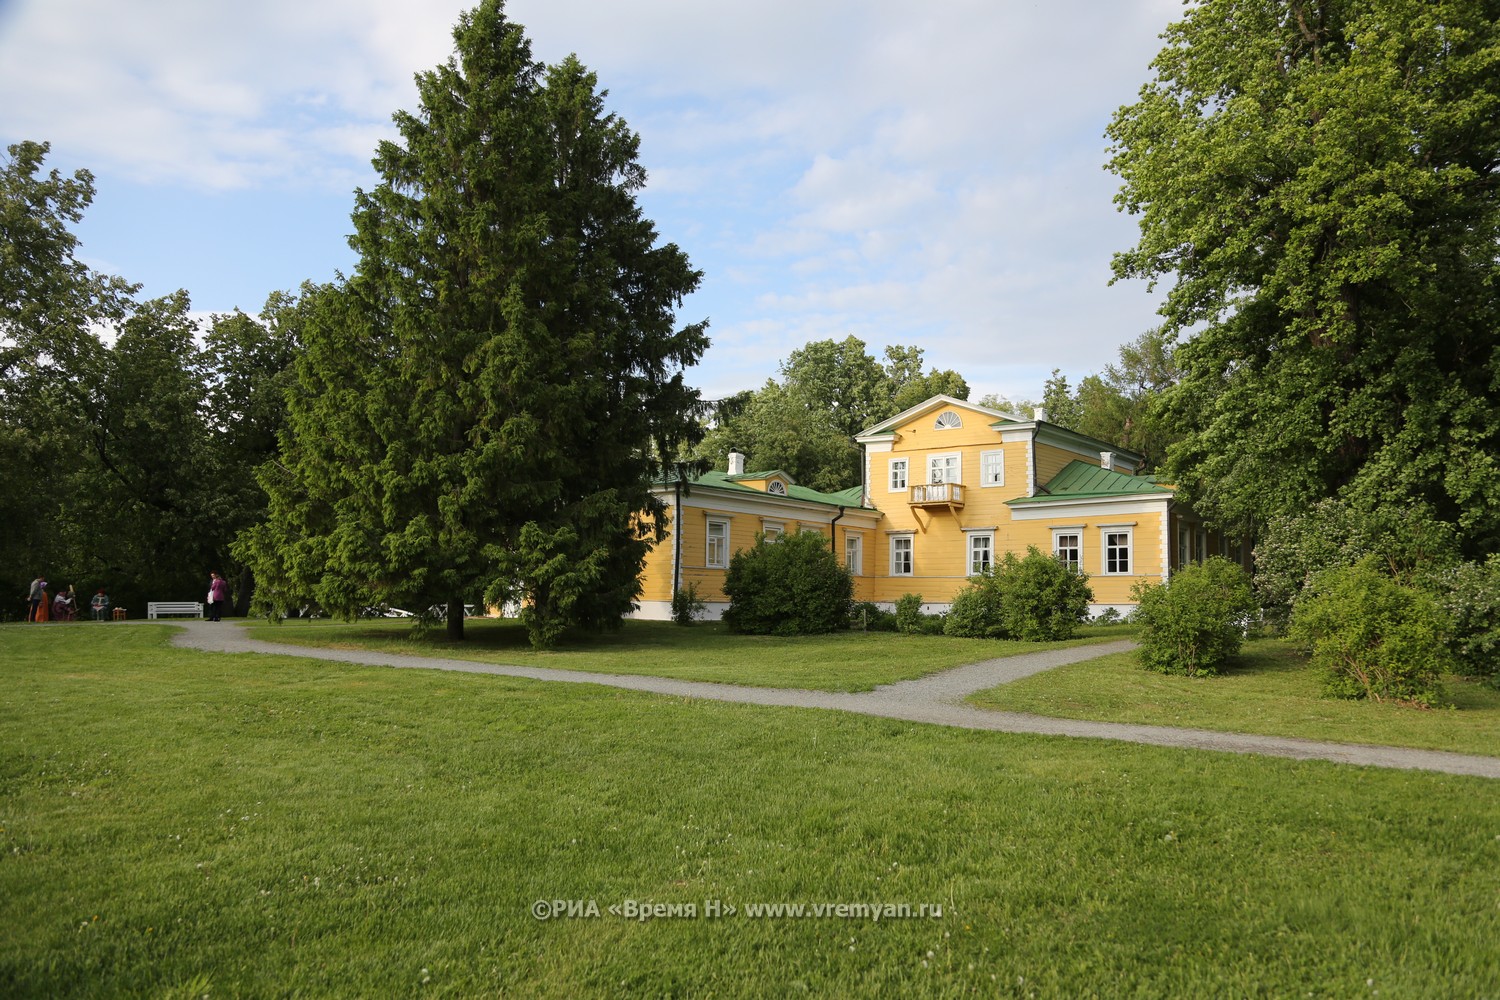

0,0,1182,404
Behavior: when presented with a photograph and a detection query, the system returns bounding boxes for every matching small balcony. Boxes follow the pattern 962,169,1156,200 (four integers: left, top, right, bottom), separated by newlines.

909,482,964,509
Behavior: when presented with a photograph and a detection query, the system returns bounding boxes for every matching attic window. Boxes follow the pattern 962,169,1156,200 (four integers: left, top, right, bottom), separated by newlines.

767,480,787,496
934,411,962,430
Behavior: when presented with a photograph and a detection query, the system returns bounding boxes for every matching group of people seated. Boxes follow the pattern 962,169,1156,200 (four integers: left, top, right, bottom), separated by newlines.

26,577,110,622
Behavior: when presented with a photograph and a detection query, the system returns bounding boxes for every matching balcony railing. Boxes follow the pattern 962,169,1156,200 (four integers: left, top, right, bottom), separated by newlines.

909,482,964,508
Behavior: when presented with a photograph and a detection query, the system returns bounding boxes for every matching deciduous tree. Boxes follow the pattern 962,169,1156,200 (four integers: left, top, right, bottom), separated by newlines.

1108,0,1500,547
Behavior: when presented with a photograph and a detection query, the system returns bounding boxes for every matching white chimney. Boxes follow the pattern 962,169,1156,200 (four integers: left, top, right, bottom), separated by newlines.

1101,451,1115,471
727,451,746,476
1033,406,1048,423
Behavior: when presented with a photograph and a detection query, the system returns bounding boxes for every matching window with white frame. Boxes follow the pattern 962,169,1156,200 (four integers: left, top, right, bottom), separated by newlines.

1103,528,1133,575
1053,530,1081,571
1177,525,1189,568
890,535,913,576
845,534,863,575
969,533,994,575
706,519,729,569
934,410,962,429
980,449,1004,487
761,522,784,543
767,479,787,496
889,458,908,492
928,452,961,484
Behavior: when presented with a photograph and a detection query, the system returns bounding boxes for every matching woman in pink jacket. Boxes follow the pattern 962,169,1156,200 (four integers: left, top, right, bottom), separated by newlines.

207,572,230,622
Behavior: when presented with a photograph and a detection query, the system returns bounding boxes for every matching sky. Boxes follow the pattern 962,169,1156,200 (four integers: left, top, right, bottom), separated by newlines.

0,0,1184,405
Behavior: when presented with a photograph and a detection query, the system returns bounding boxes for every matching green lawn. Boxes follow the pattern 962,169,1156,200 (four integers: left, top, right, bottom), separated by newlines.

241,617,1131,692
970,638,1500,758
2,625,1498,997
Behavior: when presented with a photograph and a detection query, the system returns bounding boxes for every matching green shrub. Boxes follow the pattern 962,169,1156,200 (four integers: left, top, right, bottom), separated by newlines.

1435,556,1500,686
1133,557,1256,676
671,582,706,625
944,573,1004,638
850,601,898,632
893,593,926,635
1289,558,1453,707
994,546,1093,641
722,531,853,635
1253,498,1459,632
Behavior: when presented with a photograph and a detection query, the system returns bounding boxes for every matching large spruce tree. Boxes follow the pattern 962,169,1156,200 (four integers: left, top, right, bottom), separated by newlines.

1108,0,1500,550
239,0,707,643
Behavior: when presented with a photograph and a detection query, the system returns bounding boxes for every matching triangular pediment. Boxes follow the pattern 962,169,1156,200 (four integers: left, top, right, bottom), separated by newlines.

855,395,1026,441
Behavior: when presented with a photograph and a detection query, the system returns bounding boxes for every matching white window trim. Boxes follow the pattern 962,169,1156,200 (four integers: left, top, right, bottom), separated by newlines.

980,449,1005,487
888,457,908,492
890,534,914,577
968,531,994,576
927,451,962,485
1101,526,1134,576
1052,527,1083,570
767,479,787,496
761,520,785,543
934,410,963,430
844,534,863,576
705,518,730,569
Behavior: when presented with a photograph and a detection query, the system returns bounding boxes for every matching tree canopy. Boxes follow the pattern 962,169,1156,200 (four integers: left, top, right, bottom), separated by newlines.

237,0,708,645
1036,327,1182,471
696,336,969,491
1108,0,1500,548
1,141,298,615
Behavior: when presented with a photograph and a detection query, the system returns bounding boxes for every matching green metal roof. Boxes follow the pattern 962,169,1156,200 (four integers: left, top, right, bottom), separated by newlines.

667,470,871,510
1008,460,1174,506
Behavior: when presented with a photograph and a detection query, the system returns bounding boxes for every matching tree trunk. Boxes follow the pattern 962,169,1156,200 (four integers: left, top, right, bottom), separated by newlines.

235,566,254,617
446,597,465,641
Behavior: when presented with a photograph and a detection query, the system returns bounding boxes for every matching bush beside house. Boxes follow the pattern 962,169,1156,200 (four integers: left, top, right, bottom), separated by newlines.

1133,557,1256,677
722,530,853,635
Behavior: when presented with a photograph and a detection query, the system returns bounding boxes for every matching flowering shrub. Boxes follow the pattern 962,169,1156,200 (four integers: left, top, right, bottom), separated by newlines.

1435,556,1500,686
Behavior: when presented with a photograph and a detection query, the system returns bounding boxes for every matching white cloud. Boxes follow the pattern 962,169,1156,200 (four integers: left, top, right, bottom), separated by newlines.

0,0,1184,400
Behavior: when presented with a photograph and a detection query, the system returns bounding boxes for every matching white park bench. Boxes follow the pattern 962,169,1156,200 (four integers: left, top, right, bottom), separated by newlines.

147,601,204,619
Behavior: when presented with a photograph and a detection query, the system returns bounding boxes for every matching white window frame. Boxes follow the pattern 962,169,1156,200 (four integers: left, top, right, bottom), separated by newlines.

980,449,1004,487
845,534,863,576
888,458,908,492
706,518,730,569
1052,528,1082,572
928,452,962,485
890,535,914,577
934,410,963,430
968,532,994,576
767,479,787,496
1102,527,1133,576
761,521,784,543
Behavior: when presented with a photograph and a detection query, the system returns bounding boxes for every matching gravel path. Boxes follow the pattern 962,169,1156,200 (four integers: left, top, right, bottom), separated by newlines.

168,621,1500,779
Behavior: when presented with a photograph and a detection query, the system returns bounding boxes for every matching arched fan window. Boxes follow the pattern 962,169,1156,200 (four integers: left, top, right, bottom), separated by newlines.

934,411,962,430
767,480,787,495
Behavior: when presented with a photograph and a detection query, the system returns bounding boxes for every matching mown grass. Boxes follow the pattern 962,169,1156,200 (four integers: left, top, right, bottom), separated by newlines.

970,638,1500,758
241,617,1132,692
2,624,1498,997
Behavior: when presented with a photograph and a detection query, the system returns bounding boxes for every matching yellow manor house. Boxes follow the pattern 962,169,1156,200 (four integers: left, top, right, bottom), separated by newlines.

634,395,1246,620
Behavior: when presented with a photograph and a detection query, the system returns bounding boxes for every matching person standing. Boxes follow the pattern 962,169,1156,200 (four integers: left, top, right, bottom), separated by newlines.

27,576,46,622
207,572,230,622
91,588,111,621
